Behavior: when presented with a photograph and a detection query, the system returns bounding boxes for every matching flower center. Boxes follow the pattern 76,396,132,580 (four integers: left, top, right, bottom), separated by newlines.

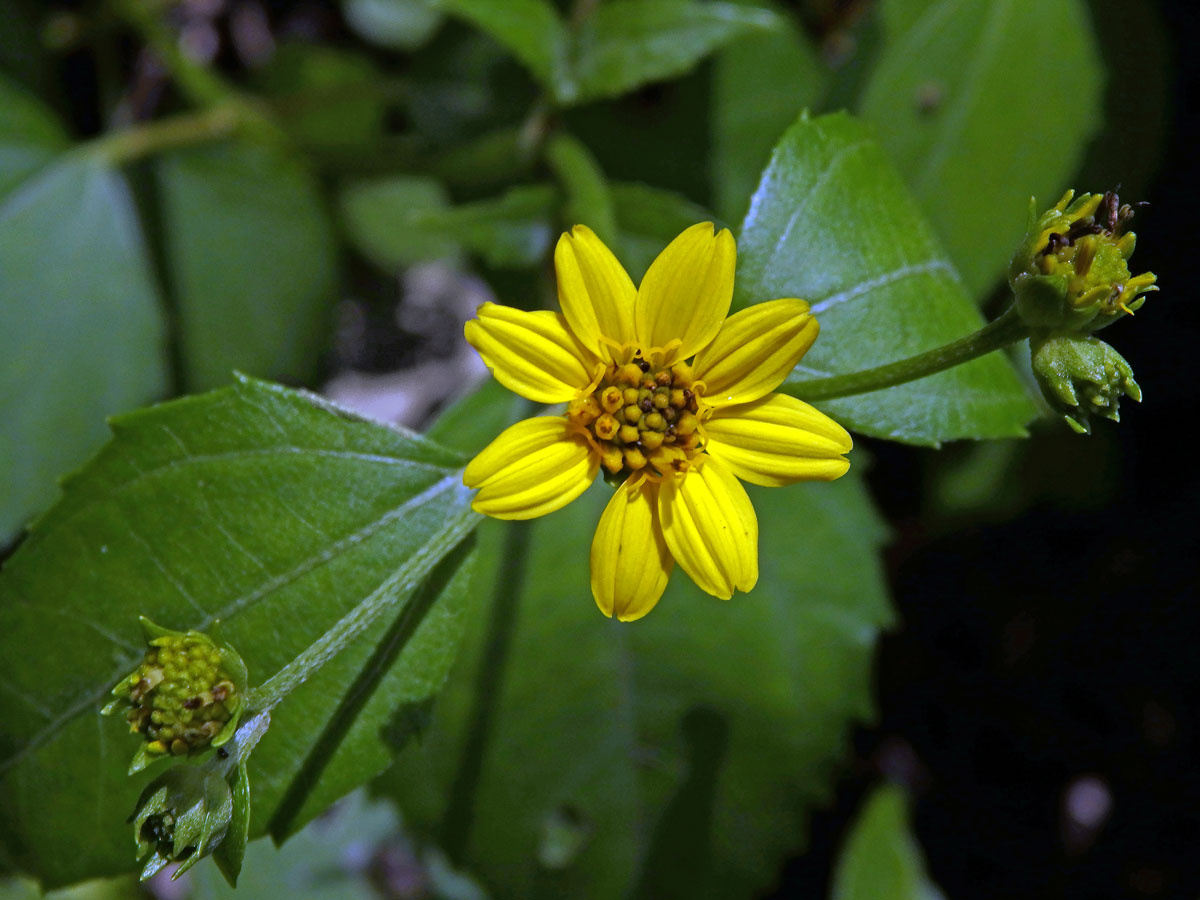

567,354,708,483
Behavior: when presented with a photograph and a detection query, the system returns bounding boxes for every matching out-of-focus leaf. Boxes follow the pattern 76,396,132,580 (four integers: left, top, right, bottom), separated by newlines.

340,177,557,269
857,0,1103,299
380,465,891,897
610,181,715,280
255,42,387,149
0,377,479,887
0,1,47,95
436,0,779,105
0,156,167,540
570,0,780,104
831,786,944,900
436,0,572,98
0,873,138,900
0,74,69,199
156,141,338,390
737,111,1036,445
545,132,616,244
344,0,443,50
711,0,827,222
340,175,456,268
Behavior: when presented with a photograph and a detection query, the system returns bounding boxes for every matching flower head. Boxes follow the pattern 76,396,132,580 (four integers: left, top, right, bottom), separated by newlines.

103,617,247,773
1010,189,1158,333
1030,334,1141,434
463,223,852,620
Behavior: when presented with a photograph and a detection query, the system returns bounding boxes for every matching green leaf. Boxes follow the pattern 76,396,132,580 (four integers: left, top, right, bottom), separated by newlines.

436,0,572,99
339,177,557,270
254,42,387,150
379,472,891,898
436,0,778,105
156,141,338,391
570,0,780,104
736,111,1036,445
545,132,616,244
857,0,1103,299
831,786,944,900
710,0,827,222
0,155,168,540
0,74,69,199
610,181,716,281
0,377,478,887
344,0,443,50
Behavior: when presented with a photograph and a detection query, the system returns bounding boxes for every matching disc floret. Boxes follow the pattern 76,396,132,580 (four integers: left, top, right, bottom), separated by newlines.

568,354,708,483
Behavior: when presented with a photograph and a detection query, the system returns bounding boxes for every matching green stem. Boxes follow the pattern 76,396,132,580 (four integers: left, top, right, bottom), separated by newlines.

112,0,231,106
244,490,478,714
87,104,244,164
783,305,1030,402
440,517,534,861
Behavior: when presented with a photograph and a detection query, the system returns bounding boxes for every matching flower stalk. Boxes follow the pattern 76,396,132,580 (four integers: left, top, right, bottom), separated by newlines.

781,306,1031,402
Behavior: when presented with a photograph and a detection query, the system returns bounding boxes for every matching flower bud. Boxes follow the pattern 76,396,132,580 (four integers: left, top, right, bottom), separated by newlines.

131,764,235,881
1030,334,1141,435
1010,190,1157,333
104,618,248,773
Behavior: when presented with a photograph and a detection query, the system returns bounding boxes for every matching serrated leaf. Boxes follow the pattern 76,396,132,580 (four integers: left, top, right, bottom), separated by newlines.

339,177,557,270
570,0,780,104
156,141,338,391
736,111,1037,445
831,786,945,900
379,471,891,898
711,0,828,222
857,0,1103,299
0,377,479,887
609,181,716,281
0,154,168,540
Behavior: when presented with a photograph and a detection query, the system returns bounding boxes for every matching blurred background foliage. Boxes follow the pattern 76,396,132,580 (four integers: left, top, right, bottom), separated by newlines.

0,0,1194,897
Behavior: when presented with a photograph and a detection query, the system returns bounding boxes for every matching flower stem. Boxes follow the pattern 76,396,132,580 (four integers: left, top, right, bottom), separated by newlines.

783,305,1030,402
440,517,534,861
87,104,245,165
244,488,478,714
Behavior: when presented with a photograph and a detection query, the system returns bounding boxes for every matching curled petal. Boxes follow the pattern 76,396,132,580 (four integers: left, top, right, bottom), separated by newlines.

464,417,597,519
657,459,757,600
555,225,638,359
705,394,852,486
465,303,597,404
635,223,735,361
591,478,674,621
692,299,818,407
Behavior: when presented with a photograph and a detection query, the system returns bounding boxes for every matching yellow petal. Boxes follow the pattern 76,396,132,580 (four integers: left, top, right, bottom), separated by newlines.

692,298,818,407
635,223,735,360
591,478,673,621
704,393,852,486
555,226,638,360
657,458,757,600
464,303,597,404
464,417,597,519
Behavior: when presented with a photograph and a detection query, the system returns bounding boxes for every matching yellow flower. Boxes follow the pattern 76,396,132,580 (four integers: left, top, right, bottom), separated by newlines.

463,223,852,621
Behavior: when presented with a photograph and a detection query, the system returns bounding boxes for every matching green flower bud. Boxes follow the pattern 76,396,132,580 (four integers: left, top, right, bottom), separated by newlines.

1010,189,1158,333
131,764,234,881
103,618,248,773
1030,334,1141,435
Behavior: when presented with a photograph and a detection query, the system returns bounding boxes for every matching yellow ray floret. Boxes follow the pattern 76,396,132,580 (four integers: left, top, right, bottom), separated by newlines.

463,222,853,620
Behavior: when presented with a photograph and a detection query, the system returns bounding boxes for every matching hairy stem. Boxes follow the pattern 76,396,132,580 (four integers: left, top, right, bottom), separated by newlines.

782,306,1030,402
